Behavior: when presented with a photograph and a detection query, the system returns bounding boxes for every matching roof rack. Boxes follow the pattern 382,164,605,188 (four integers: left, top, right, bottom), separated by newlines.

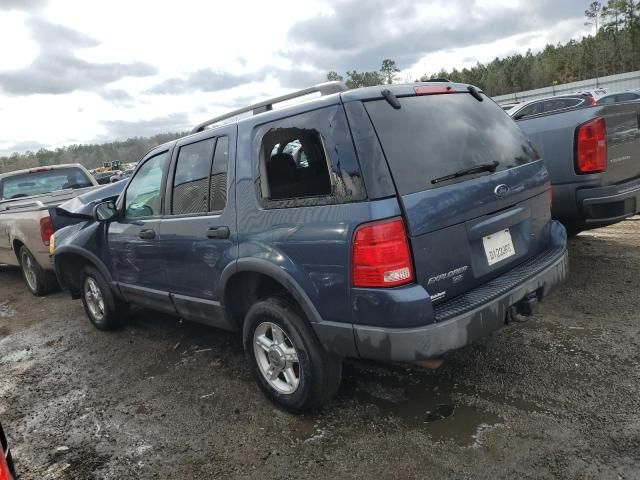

190,81,348,134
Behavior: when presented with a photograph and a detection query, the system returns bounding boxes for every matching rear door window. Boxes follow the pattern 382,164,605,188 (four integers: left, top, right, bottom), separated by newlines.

616,92,640,103
542,98,582,113
513,101,543,119
172,138,215,215
210,136,229,212
364,93,540,195
598,95,616,105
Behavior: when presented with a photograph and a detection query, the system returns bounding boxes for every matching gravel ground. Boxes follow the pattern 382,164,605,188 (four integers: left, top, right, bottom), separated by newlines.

1,218,639,479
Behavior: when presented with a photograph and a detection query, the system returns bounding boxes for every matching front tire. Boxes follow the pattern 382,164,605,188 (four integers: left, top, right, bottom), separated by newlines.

19,246,57,296
80,266,127,331
243,297,342,412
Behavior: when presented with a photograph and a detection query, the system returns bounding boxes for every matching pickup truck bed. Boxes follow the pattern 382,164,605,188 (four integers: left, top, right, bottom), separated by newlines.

514,101,640,233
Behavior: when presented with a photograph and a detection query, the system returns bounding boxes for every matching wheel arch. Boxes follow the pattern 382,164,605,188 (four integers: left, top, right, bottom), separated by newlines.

220,258,323,332
54,245,116,298
12,239,25,263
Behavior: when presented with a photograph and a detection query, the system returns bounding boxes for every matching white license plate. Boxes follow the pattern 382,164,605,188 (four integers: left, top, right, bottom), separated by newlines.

482,228,515,266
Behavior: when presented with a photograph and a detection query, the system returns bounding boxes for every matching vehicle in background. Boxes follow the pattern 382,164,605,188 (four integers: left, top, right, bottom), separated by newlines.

596,90,640,105
93,171,115,185
574,88,608,99
53,81,568,411
500,102,520,111
110,169,134,183
102,160,122,171
513,94,640,235
1,422,17,480
509,92,598,120
0,164,98,295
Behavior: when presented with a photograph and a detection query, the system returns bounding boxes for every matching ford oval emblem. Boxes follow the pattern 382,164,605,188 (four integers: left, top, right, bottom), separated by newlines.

494,184,510,198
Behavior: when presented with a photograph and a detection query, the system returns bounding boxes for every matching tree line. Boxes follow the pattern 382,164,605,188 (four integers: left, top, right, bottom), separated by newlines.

0,133,184,174
327,1,640,96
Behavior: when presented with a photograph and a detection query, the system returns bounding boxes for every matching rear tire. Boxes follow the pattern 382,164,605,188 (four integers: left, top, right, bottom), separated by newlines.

80,266,127,331
243,296,342,412
19,246,57,296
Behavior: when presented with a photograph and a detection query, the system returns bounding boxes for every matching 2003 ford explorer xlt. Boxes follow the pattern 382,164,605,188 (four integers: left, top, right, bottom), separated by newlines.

52,81,568,411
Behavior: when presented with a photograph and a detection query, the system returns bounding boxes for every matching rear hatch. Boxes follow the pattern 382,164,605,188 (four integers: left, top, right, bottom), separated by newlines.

364,87,552,304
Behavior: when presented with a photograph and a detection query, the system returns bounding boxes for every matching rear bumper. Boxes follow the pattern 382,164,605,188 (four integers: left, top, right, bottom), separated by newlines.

553,177,640,226
577,178,640,225
352,240,568,362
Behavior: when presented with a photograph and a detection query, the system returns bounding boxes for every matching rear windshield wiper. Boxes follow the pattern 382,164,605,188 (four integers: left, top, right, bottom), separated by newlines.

431,161,499,185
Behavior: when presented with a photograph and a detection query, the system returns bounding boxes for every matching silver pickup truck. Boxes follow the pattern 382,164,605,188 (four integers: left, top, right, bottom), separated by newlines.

0,164,98,295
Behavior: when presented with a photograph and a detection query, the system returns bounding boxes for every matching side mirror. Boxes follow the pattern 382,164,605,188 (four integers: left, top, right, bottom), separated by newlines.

94,200,119,222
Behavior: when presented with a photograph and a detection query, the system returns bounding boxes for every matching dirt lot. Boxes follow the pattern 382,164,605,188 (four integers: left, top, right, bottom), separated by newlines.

1,219,640,479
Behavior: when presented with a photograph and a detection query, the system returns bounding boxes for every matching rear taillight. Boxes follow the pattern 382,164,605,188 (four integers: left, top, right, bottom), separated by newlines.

40,216,54,246
351,217,414,288
575,118,607,174
587,95,597,106
0,447,11,480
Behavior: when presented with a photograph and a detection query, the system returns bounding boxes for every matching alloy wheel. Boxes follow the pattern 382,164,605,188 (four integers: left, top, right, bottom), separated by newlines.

253,322,301,394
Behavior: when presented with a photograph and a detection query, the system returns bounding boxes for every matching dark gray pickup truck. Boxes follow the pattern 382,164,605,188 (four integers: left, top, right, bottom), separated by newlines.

513,100,640,234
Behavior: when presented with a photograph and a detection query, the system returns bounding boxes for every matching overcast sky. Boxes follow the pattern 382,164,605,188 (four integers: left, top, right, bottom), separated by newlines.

0,0,590,156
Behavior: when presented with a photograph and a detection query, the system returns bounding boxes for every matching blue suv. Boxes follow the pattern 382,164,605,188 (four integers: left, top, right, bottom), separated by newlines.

52,81,568,411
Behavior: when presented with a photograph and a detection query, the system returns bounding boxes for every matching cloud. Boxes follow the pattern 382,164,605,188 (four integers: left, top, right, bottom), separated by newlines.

0,17,156,96
282,0,587,73
147,69,254,94
97,88,133,103
0,0,46,11
0,140,47,157
147,66,325,95
99,113,190,140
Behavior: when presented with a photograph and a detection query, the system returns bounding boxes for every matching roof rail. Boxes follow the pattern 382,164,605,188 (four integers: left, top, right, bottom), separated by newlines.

190,81,348,134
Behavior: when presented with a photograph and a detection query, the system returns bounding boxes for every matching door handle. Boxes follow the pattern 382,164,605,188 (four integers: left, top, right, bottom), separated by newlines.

206,226,230,239
139,228,156,240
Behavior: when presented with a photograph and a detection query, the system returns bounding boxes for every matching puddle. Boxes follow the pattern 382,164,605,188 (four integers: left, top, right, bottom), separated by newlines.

342,364,502,446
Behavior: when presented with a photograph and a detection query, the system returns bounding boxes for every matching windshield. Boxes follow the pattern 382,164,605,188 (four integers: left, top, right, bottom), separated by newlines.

364,93,540,195
0,167,93,200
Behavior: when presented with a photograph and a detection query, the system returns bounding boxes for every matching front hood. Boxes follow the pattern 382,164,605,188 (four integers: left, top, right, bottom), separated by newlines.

56,181,125,218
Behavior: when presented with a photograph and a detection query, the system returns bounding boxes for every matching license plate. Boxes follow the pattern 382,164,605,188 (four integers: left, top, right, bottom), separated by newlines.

482,228,515,266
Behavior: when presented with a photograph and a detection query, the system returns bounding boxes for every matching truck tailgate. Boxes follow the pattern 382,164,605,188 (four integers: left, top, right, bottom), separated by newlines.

600,102,640,184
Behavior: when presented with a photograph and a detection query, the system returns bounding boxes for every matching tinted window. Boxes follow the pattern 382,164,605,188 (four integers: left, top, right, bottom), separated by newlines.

514,101,543,119
125,152,169,218
617,92,640,103
0,167,92,200
210,136,229,211
598,95,616,105
172,138,215,215
365,93,540,195
543,98,582,113
262,128,331,200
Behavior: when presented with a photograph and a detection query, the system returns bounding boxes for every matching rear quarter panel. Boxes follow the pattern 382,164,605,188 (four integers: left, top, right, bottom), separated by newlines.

233,115,401,329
